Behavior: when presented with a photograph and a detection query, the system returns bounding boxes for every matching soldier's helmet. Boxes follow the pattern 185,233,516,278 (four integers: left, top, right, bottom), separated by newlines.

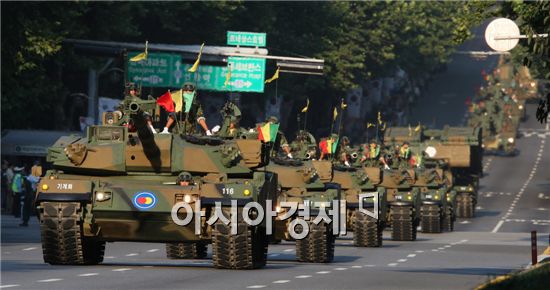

183,82,196,91
341,136,350,145
267,116,279,124
126,82,136,91
177,172,193,183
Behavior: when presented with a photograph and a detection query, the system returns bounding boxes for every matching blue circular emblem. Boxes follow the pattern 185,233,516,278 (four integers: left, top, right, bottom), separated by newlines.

132,192,157,210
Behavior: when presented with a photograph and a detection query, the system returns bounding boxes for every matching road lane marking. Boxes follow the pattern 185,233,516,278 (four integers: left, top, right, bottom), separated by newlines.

146,249,159,253
397,259,407,262
37,279,62,283
492,137,546,233
78,273,99,277
334,267,347,271
283,249,294,252
432,249,439,252
125,253,138,256
246,285,266,289
438,247,445,250
364,264,376,267
295,275,312,278
0,285,20,289
415,250,424,253
316,271,331,274
269,253,280,257
492,220,505,233
460,220,471,224
105,256,115,259
273,280,290,284
388,263,398,267
407,254,416,258
351,265,362,268
444,245,451,248
112,268,132,272
22,247,37,251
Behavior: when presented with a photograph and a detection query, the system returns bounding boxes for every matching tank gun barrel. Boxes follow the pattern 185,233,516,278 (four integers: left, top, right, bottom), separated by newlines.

128,102,162,172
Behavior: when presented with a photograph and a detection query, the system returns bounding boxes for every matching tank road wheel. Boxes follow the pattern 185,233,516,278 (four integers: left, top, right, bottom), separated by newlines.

353,212,383,247
211,208,267,269
456,193,475,218
443,207,454,232
295,220,335,263
420,205,443,233
166,242,207,259
40,202,105,265
390,206,417,241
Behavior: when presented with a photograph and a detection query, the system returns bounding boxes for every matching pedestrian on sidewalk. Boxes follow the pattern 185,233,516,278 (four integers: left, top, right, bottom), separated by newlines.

11,166,24,218
3,162,14,214
21,170,39,227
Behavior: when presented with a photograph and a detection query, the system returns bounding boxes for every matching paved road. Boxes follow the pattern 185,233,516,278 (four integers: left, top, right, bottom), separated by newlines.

2,28,549,290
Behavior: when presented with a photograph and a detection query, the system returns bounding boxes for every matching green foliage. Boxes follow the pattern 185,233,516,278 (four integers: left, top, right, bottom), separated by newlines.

498,0,550,79
1,1,490,130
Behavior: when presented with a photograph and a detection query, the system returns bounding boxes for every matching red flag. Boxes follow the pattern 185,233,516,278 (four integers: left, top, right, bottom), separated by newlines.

319,139,329,154
257,124,265,142
157,91,174,112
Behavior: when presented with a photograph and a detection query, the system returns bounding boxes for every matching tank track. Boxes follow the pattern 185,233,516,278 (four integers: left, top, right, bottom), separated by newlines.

420,204,443,233
166,242,207,259
295,220,335,263
443,207,454,232
353,212,383,247
456,193,475,218
40,202,105,265
390,206,417,241
211,208,267,269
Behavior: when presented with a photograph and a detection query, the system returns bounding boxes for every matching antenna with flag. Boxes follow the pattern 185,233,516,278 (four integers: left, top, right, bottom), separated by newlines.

301,98,309,131
129,40,148,97
188,42,205,86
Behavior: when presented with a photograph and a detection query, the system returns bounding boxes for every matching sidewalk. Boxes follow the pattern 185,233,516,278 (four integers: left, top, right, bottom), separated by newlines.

1,214,41,244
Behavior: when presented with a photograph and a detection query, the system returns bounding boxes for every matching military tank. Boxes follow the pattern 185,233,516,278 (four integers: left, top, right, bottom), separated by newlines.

266,131,340,263
380,164,421,241
424,126,483,218
384,127,453,233
35,96,278,270
332,155,387,247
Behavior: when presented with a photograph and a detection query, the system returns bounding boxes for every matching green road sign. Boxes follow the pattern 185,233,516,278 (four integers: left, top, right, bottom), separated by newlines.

227,31,266,47
127,52,177,87
128,53,265,92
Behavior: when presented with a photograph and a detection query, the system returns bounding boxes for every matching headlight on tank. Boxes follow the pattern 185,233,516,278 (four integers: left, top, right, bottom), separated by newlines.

41,184,49,191
95,191,112,202
434,194,440,200
243,189,251,196
518,105,523,110
507,137,514,143
530,82,536,87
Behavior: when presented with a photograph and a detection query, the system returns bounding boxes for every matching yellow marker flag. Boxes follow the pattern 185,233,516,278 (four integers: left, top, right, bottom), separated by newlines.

171,89,183,112
188,43,205,73
130,41,148,62
224,64,232,87
415,123,421,132
301,98,310,113
367,122,374,128
408,125,412,137
377,111,382,125
265,68,280,84
341,98,347,109
333,107,338,121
